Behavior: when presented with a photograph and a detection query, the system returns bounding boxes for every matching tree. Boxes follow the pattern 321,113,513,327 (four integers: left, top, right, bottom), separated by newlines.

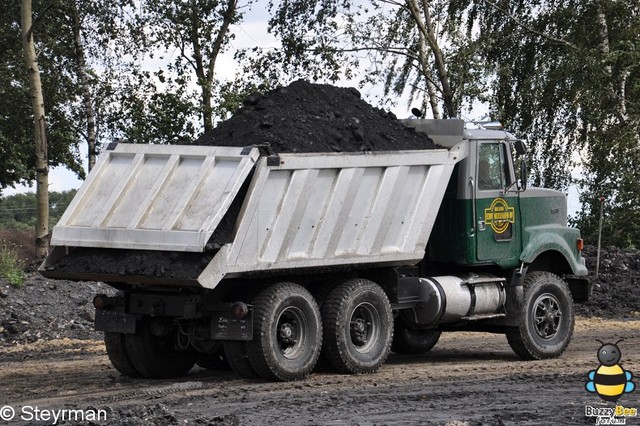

0,1,85,196
263,0,639,247
137,0,246,132
69,0,97,171
0,190,77,230
458,0,639,245
247,0,487,118
21,0,50,257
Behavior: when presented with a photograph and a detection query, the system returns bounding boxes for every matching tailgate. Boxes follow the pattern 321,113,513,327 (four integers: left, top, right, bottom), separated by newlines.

51,144,259,252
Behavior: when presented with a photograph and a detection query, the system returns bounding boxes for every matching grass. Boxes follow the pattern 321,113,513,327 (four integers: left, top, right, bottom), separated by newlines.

0,241,26,288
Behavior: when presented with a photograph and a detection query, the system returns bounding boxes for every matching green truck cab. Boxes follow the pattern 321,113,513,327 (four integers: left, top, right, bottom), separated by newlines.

399,119,589,362
427,124,587,278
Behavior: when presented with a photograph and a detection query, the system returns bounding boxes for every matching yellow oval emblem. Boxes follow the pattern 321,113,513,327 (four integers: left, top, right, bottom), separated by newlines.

484,198,515,234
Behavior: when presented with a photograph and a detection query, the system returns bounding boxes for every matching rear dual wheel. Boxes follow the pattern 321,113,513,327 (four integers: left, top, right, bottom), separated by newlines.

224,341,257,379
246,283,322,381
104,325,195,379
104,331,141,378
230,279,393,381
321,279,393,374
104,318,195,379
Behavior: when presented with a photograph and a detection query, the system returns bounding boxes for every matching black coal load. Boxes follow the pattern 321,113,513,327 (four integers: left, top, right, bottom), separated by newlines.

48,81,438,281
191,79,437,152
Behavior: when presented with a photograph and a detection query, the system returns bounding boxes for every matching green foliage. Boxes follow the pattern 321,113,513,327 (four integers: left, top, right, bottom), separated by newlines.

211,79,275,121
0,0,85,194
0,190,77,230
259,0,640,247
455,0,639,246
462,0,639,188
97,68,199,145
1,0,638,250
0,241,26,288
0,0,207,195
135,0,248,131
249,1,489,119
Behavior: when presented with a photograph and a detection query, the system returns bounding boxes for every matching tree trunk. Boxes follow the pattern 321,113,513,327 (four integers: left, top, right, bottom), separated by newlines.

203,0,237,130
201,83,213,132
21,0,49,258
182,0,238,131
71,1,97,171
417,29,441,119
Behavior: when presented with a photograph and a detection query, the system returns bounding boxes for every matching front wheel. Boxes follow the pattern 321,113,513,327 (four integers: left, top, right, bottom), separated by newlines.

321,279,393,374
506,271,574,360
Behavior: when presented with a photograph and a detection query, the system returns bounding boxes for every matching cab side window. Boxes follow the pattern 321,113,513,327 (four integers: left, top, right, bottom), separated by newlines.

478,143,503,190
478,143,513,191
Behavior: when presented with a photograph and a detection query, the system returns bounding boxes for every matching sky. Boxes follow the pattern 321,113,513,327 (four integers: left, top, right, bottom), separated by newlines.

4,3,581,216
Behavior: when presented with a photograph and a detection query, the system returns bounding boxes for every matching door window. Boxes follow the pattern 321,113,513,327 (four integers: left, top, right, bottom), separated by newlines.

478,143,511,190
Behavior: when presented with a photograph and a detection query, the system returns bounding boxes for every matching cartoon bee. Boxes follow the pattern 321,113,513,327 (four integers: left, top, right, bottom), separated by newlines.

586,339,636,402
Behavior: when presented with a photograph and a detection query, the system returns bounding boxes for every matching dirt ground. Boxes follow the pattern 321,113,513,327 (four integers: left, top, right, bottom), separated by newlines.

1,317,638,426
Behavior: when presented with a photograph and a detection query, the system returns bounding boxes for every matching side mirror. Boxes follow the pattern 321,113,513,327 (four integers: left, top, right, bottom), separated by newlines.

514,140,527,156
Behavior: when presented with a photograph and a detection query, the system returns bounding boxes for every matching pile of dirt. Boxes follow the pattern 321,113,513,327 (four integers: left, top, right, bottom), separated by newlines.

576,245,640,319
46,247,214,280
0,229,36,269
192,79,437,153
0,274,113,346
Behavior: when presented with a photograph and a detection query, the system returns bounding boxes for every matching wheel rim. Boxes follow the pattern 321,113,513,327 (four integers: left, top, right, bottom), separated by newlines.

531,292,562,340
349,302,380,353
276,307,307,359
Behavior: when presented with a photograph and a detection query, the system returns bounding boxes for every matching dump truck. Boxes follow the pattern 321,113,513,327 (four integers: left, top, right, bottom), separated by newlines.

40,119,589,382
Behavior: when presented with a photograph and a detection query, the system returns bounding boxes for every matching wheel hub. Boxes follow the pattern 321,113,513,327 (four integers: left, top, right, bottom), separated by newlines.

532,293,562,340
279,323,296,345
276,307,307,360
350,318,368,346
349,303,381,353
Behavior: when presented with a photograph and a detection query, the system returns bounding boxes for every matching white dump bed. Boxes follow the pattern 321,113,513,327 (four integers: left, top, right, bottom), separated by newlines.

47,137,468,289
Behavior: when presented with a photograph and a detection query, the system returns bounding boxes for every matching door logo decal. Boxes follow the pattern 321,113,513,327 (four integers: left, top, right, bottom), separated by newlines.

484,198,515,234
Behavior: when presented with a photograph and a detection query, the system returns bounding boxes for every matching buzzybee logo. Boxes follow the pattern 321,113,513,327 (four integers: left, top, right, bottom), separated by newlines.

586,340,635,402
584,340,637,425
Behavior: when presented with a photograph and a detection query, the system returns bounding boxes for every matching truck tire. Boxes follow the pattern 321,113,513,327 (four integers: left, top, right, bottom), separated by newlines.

391,320,441,355
224,341,258,379
124,318,195,379
321,279,393,374
104,332,141,378
246,282,322,381
506,271,574,360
